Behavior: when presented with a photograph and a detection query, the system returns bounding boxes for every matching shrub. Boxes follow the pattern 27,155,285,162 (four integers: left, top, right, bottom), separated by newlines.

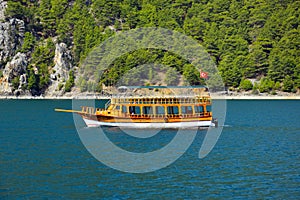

57,83,64,91
282,75,294,92
12,76,20,89
259,78,274,93
274,82,281,90
239,79,253,91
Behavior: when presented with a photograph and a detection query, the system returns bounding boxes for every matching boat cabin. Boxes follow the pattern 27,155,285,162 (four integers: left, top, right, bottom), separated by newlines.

82,96,212,119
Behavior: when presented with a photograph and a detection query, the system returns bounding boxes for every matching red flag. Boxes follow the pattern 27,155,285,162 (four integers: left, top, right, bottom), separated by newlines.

200,71,208,79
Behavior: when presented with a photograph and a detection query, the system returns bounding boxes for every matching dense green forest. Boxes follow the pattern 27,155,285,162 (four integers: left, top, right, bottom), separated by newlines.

4,0,300,94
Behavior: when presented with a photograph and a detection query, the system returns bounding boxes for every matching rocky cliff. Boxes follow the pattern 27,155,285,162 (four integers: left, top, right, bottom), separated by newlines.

0,0,6,21
0,0,27,95
0,52,28,95
45,43,74,97
0,0,74,97
0,18,25,68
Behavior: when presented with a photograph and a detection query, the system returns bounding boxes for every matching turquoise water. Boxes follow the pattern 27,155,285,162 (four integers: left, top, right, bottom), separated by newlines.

0,100,299,199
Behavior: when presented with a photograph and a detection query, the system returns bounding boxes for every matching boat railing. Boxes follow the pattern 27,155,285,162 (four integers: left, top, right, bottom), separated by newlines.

81,106,211,117
127,113,210,119
81,106,95,114
81,106,104,114
105,100,111,109
112,97,211,105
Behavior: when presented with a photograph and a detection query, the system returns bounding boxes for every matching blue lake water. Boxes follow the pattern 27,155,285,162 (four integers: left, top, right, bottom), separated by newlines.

0,100,299,199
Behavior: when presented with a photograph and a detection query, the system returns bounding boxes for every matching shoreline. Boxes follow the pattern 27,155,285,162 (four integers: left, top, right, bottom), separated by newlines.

0,94,299,100
211,95,300,100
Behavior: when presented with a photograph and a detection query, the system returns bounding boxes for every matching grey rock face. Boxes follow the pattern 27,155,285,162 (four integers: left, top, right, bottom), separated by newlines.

45,43,73,96
52,43,73,81
19,73,27,89
0,0,7,21
0,52,27,94
0,18,25,68
3,52,27,82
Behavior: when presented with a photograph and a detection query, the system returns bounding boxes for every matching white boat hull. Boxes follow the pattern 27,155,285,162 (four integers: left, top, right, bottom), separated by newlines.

82,118,212,129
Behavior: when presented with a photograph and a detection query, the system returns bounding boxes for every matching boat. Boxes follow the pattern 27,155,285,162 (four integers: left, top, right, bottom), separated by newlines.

55,86,217,128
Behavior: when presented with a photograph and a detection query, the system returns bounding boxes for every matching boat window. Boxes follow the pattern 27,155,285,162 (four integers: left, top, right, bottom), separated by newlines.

122,106,127,113
167,106,179,114
155,106,165,115
129,106,141,114
206,105,212,112
181,106,193,114
115,105,120,110
143,106,153,114
195,106,204,113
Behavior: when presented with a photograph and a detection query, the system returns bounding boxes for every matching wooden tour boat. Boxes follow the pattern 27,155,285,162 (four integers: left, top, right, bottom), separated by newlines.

55,86,217,129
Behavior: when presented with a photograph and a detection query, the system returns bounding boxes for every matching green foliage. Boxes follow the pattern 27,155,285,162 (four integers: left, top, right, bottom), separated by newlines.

11,76,20,90
5,0,300,94
21,32,35,53
65,70,75,92
25,39,55,95
5,1,36,24
268,29,300,82
282,75,294,92
87,81,96,92
274,82,281,90
0,70,3,78
252,82,259,94
165,68,179,86
248,38,273,77
218,55,242,87
27,69,40,95
183,64,201,85
77,76,88,92
258,77,275,93
80,79,88,92
57,83,64,91
31,39,55,68
239,79,253,91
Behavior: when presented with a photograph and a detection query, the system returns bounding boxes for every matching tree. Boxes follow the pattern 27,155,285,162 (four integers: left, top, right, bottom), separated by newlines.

137,3,157,27
165,68,179,86
80,79,88,92
183,64,201,85
218,55,242,87
248,38,273,77
21,32,35,53
5,1,35,24
65,70,75,92
38,0,56,36
183,16,206,41
247,0,271,41
282,75,294,92
27,69,39,95
220,35,248,57
203,23,224,63
11,76,20,90
268,29,300,82
91,0,121,27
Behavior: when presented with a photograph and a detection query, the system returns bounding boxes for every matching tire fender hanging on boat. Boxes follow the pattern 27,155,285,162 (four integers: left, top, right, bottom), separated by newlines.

164,117,168,123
